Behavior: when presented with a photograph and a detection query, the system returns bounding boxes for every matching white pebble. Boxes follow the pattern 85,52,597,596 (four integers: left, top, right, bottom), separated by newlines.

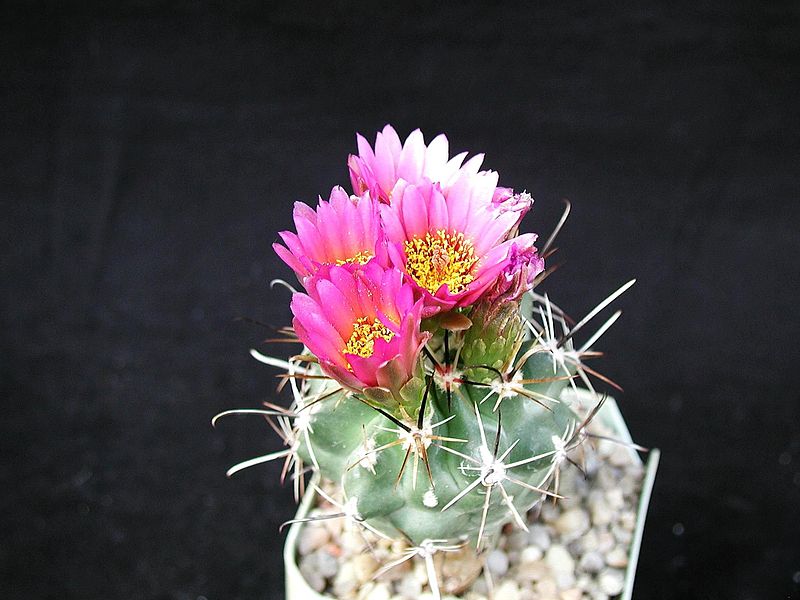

413,561,428,584
317,549,339,578
333,562,358,597
535,575,559,598
611,524,633,545
298,525,329,555
590,501,614,526
605,546,629,568
619,510,637,531
363,582,392,600
578,550,605,574
605,489,624,511
596,530,616,553
554,509,590,540
299,556,326,593
518,588,537,600
576,528,599,554
545,545,576,589
341,529,365,552
598,568,625,596
527,524,551,550
352,553,379,583
486,549,509,577
395,572,422,599
520,545,543,563
494,580,521,600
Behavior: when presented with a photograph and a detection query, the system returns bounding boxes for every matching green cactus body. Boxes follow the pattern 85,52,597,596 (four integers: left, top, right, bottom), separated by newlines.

295,298,581,548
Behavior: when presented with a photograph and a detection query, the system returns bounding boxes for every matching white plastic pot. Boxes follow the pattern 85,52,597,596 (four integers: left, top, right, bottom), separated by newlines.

284,391,660,600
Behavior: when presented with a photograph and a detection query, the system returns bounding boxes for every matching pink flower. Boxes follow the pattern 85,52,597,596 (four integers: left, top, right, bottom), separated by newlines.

483,238,545,305
491,188,534,232
348,124,493,204
273,186,386,284
290,262,429,396
380,179,542,315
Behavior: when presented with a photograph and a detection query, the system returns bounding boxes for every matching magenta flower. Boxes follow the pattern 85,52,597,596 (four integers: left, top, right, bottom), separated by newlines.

483,238,545,305
290,261,429,396
273,186,386,284
348,124,493,204
380,179,542,315
491,187,534,233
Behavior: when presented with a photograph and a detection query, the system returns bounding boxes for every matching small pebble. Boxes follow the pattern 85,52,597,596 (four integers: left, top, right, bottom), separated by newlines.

352,553,379,583
494,580,522,600
598,568,625,596
317,549,340,578
520,545,543,563
577,529,599,554
555,508,590,541
605,546,629,568
596,530,616,553
527,524,552,550
560,588,583,600
619,510,637,532
364,582,392,600
611,524,633,545
472,578,489,596
333,562,359,597
606,489,625,511
299,555,326,593
535,576,559,598
395,573,422,599
578,550,605,574
589,498,614,526
341,529,365,552
412,561,428,584
486,549,509,577
298,524,329,555
546,544,576,589
517,559,549,582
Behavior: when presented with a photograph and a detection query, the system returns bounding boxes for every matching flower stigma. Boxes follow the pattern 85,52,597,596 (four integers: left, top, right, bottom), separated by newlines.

404,230,477,294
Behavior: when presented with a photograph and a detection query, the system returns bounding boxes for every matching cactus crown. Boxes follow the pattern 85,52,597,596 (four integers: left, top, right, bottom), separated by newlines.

215,125,636,597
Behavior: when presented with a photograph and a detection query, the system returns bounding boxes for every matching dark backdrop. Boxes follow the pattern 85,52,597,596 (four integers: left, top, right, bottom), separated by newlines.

2,2,799,599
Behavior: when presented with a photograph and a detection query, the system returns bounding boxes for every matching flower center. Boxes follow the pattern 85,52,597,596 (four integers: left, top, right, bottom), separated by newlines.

335,250,373,266
403,230,477,294
344,317,394,358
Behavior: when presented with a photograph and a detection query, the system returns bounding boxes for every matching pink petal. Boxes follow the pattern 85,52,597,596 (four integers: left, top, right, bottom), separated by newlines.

316,278,357,334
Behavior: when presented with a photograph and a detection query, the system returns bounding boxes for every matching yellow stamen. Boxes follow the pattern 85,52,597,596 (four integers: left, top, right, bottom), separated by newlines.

344,317,394,358
404,230,477,294
335,250,373,266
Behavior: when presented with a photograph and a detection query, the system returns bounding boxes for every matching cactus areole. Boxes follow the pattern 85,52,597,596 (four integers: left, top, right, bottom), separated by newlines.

216,125,640,596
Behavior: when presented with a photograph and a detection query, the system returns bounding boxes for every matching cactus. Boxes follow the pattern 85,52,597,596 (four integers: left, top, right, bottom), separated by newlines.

215,125,637,598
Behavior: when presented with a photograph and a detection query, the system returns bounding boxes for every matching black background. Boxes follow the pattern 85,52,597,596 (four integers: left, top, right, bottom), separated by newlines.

2,2,799,599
